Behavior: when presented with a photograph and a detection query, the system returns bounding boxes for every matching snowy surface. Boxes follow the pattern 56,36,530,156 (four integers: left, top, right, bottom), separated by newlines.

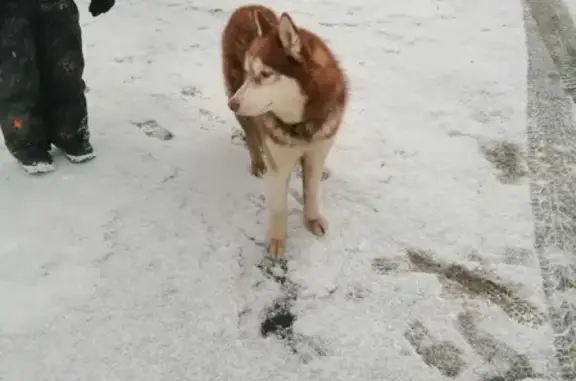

0,0,561,380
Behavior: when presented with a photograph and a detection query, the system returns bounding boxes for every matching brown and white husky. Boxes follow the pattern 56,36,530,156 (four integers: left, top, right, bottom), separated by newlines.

221,4,348,257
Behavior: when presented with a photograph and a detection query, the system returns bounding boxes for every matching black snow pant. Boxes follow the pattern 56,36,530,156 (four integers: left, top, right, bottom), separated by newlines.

0,0,89,163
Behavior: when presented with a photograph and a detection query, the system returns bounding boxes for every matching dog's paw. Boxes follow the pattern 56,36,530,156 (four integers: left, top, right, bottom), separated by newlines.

251,161,267,178
231,129,247,146
267,238,286,257
305,217,327,236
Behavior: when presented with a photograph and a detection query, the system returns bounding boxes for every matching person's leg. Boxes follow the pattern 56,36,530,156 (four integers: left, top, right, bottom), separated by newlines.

37,0,94,163
0,1,53,173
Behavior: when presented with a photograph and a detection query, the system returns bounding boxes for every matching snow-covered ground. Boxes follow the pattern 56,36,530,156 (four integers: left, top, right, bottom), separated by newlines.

0,0,563,380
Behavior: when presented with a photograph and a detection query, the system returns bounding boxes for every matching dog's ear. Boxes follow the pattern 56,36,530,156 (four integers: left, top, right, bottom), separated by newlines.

278,12,302,61
254,10,275,37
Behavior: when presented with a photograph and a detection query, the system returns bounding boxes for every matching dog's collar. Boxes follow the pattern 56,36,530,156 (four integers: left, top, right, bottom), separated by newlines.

271,114,318,141
261,110,340,147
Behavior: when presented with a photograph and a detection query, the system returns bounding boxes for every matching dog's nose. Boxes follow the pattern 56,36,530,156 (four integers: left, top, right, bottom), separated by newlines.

228,99,240,112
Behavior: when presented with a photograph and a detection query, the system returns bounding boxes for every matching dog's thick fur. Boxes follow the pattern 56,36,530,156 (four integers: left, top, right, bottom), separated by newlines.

221,4,348,257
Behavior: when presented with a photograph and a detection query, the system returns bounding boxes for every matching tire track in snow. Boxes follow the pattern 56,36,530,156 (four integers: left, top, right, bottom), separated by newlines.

373,248,547,379
523,0,576,379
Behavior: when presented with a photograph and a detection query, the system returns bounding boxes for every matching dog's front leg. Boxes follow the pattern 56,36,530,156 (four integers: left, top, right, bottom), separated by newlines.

235,115,266,177
301,139,335,236
264,141,302,257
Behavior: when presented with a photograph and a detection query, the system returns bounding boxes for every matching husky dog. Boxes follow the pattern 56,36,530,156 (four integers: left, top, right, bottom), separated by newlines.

221,5,348,257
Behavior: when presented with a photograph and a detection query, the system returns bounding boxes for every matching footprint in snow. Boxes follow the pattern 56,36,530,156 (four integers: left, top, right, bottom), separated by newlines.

131,119,174,141
256,257,330,362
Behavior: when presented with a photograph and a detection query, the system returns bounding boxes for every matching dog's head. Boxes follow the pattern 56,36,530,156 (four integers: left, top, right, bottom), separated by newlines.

227,11,308,123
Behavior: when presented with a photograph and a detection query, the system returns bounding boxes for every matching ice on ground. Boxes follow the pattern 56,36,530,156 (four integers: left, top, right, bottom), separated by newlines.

0,0,559,380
